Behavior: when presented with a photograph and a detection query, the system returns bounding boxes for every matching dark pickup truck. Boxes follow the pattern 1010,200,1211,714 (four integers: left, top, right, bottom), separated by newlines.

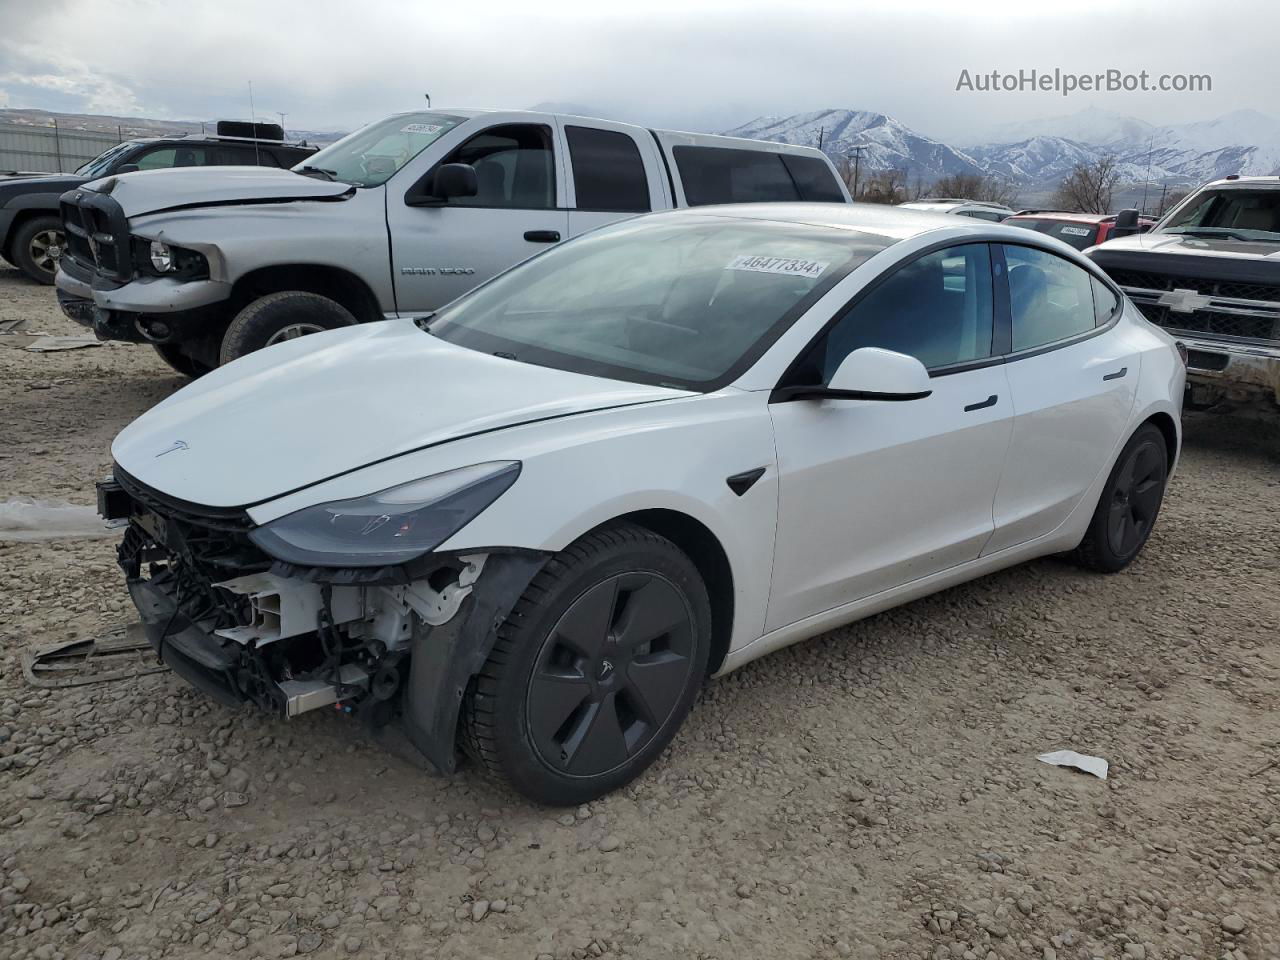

0,122,316,284
1089,176,1280,410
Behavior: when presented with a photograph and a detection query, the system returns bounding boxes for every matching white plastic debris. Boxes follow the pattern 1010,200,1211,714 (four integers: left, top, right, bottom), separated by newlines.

0,498,116,542
24,335,103,352
1038,749,1109,780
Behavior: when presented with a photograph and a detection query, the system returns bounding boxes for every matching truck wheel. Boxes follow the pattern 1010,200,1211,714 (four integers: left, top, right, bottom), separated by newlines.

219,291,357,365
11,215,65,285
461,522,711,805
152,344,212,379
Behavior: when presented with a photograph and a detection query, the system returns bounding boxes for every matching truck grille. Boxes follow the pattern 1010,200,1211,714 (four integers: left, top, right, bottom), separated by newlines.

59,187,133,282
1106,269,1280,304
1131,302,1278,342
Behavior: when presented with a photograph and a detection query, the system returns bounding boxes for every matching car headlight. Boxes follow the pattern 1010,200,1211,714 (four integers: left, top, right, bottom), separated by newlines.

248,461,521,567
149,240,173,273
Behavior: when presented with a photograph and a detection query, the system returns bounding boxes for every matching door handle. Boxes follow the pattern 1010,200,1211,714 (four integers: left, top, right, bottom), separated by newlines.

963,394,998,412
1102,366,1127,381
523,230,560,243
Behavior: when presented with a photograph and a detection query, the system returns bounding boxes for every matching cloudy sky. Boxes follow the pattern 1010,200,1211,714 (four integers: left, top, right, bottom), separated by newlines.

0,0,1275,139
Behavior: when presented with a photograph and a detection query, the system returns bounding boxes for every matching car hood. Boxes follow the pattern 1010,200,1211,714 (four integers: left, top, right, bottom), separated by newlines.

112,320,691,508
0,173,84,202
1091,231,1280,262
82,166,354,218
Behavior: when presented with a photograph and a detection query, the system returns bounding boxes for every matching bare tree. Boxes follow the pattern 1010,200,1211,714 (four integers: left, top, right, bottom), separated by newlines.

858,168,910,205
929,172,1020,207
1053,156,1121,213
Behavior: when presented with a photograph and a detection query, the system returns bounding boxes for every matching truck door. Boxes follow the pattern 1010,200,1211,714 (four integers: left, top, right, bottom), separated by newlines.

386,122,569,313
557,119,672,239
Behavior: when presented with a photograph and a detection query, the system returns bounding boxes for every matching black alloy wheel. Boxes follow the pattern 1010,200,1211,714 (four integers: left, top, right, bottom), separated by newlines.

1073,422,1169,572
461,523,711,805
526,571,697,778
1106,434,1166,557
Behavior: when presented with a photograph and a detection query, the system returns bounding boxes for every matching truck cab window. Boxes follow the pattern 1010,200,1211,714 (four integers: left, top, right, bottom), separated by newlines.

566,126,650,212
442,124,555,210
674,146,801,205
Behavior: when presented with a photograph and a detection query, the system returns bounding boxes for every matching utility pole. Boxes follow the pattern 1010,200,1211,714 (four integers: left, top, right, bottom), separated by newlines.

817,126,825,151
848,145,865,199
424,93,431,109
277,112,287,137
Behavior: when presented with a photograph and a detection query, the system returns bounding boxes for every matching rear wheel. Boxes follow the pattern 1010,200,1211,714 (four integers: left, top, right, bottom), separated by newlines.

1072,423,1168,573
219,291,357,365
11,215,64,285
152,343,212,379
461,523,711,805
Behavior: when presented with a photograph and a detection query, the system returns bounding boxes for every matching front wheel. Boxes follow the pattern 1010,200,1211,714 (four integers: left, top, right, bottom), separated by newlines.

11,215,64,285
1072,423,1169,573
152,343,212,379
219,291,357,365
461,523,711,805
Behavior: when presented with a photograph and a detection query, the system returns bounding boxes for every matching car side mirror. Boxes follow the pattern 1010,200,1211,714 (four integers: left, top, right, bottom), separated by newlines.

1111,208,1141,238
405,162,478,206
778,347,933,402
116,164,140,174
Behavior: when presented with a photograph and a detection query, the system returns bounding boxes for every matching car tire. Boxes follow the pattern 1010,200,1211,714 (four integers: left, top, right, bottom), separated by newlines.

1072,422,1168,573
461,522,712,805
11,215,65,285
219,291,357,365
152,343,212,379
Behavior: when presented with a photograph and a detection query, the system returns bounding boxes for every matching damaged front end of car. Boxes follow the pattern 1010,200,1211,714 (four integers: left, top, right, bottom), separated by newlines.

97,466,545,774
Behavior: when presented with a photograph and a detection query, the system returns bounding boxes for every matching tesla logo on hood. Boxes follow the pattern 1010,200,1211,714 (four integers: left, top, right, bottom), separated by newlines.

1158,288,1212,314
155,440,189,458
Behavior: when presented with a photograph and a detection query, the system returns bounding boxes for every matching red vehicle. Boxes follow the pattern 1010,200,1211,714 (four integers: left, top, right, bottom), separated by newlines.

1004,211,1157,251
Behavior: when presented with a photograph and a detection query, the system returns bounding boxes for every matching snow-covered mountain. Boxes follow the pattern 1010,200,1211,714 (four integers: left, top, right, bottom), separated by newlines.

970,108,1280,185
724,109,984,181
721,106,1280,202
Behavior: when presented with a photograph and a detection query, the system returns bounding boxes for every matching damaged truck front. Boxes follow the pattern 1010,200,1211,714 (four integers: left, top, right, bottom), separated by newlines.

1088,176,1280,411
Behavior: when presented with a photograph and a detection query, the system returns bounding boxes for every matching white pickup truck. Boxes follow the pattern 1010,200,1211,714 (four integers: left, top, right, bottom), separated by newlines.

54,109,850,375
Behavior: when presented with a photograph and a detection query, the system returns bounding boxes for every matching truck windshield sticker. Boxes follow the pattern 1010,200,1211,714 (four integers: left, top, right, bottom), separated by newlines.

1059,226,1093,237
401,123,444,135
727,255,829,279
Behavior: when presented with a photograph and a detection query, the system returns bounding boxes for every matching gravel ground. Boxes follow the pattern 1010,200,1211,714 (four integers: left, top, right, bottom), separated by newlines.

1,261,1278,960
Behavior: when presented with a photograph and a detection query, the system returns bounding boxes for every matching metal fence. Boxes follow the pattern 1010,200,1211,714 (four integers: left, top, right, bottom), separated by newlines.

0,121,125,174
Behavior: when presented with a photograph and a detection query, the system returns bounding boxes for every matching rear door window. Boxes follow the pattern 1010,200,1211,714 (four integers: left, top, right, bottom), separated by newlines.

133,146,208,170
566,126,650,212
780,155,845,202
1092,276,1121,325
1004,245,1098,351
213,145,278,166
673,146,801,205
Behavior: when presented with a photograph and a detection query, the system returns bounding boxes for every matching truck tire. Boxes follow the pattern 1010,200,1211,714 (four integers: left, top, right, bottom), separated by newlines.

11,215,65,285
460,522,711,805
152,343,212,379
219,291,357,365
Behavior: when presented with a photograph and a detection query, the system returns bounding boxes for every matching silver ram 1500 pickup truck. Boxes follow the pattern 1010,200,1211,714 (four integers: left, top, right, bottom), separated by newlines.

54,109,850,375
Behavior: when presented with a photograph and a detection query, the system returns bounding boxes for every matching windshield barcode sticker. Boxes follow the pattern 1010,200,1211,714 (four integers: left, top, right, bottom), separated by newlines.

1059,226,1092,237
401,123,444,135
727,255,829,279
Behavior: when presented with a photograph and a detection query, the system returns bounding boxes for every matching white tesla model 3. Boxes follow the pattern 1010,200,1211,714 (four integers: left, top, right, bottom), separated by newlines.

101,204,1184,804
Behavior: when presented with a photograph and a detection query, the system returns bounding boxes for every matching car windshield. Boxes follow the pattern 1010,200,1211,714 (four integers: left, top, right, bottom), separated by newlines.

1162,188,1280,241
428,216,893,390
74,141,139,178
296,112,466,187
